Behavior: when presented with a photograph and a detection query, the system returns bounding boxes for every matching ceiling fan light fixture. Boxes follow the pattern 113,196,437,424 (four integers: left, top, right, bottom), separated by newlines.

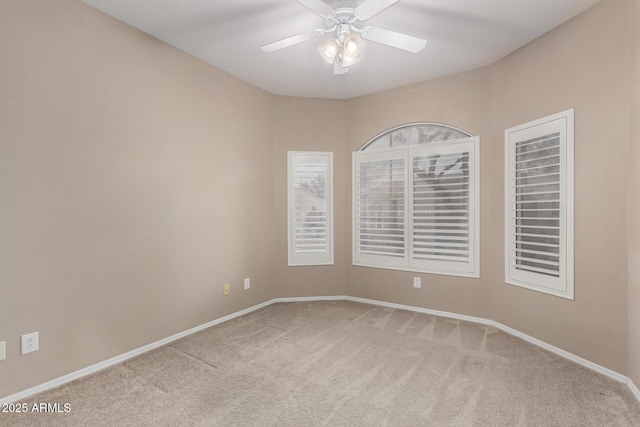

343,34,365,57
339,34,365,69
341,50,361,67
262,0,428,75
333,53,350,75
319,39,340,64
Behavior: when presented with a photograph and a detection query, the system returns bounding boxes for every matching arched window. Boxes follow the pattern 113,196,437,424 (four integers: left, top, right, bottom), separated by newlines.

353,123,479,277
360,123,472,151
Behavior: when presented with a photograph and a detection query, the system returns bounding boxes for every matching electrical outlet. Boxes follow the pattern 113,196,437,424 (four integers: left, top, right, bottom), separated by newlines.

244,278,250,290
413,277,421,288
223,284,230,296
21,332,39,355
0,341,5,361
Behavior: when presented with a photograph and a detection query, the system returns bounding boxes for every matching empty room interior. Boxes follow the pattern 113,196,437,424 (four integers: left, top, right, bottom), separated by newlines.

2,0,640,425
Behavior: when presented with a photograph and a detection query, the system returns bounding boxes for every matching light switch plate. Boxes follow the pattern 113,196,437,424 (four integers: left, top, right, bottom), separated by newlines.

0,341,5,361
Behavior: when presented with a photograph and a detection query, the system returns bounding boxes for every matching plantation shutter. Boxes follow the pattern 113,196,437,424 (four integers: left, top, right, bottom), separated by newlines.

288,152,333,266
353,150,408,268
353,137,479,277
411,139,477,275
505,110,574,299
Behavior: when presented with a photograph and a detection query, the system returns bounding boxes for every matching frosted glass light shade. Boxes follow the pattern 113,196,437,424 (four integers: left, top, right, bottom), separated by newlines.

341,52,361,67
343,34,365,57
319,40,339,64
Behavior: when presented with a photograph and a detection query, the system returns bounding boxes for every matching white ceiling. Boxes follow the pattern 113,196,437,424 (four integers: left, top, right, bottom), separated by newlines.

82,0,602,100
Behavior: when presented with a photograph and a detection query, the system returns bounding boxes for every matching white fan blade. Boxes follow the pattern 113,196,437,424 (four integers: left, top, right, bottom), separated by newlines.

334,56,349,75
261,30,323,52
354,0,399,20
361,26,427,53
297,0,335,17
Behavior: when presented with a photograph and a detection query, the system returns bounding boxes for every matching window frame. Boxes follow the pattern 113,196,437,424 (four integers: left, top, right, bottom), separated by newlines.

287,151,334,266
360,122,473,151
353,136,480,278
504,109,574,300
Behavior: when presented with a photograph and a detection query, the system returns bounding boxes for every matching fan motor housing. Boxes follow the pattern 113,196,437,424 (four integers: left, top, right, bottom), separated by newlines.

331,8,363,32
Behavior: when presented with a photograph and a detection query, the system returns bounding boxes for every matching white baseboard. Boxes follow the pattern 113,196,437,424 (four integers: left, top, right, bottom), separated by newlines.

342,296,637,400
490,320,628,383
0,299,274,406
629,379,640,401
272,295,348,303
2,295,639,405
346,296,492,326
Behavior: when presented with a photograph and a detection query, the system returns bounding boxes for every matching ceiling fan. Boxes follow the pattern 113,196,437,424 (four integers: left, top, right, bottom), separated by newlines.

261,0,427,75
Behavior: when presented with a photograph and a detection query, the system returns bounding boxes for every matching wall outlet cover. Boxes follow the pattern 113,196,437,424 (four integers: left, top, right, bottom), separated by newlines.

21,332,39,355
0,341,5,361
244,278,250,290
413,277,421,288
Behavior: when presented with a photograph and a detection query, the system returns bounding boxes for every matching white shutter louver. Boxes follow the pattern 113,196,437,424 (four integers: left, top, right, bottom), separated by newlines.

354,151,408,268
288,152,333,266
513,133,561,277
505,110,574,299
411,142,476,274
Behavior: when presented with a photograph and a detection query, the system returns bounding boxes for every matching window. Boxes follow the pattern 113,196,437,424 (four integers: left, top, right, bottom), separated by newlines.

353,124,479,277
288,152,334,266
505,109,574,299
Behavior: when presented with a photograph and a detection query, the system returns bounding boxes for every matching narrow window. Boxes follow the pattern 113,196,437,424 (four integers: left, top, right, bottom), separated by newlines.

505,109,574,299
353,123,479,277
288,152,334,266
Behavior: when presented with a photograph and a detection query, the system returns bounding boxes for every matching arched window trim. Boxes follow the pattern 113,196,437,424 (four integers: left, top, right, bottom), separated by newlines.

359,122,474,151
353,122,480,278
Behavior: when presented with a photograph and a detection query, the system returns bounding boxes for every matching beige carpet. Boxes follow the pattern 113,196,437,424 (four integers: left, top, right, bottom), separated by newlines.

2,300,639,426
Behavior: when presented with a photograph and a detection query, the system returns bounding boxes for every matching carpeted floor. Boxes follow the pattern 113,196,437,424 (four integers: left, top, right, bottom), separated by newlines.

2,300,639,426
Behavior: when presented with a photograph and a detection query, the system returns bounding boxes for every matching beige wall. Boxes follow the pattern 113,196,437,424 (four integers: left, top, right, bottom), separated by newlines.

344,0,633,374
489,0,631,373
0,0,275,397
2,0,638,402
345,69,493,319
629,0,640,387
272,96,348,298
